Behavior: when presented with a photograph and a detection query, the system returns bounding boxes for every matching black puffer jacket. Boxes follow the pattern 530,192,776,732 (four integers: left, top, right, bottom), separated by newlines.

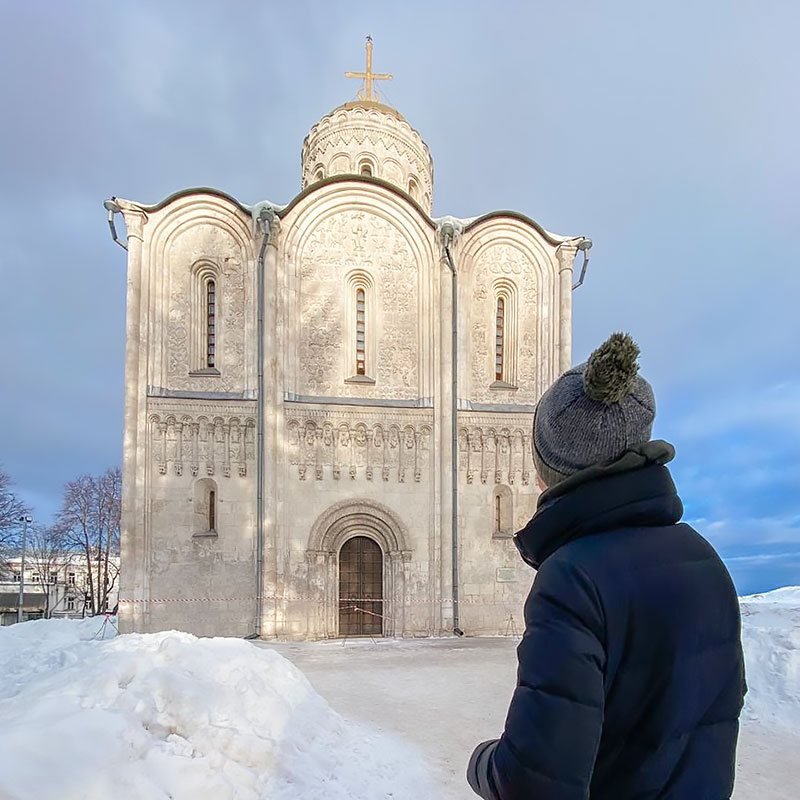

467,442,745,800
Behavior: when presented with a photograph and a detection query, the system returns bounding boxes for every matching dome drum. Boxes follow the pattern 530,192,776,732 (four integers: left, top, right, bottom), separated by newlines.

301,103,434,213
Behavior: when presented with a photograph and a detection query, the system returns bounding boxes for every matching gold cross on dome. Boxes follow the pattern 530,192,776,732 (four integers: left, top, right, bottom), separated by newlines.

345,35,393,102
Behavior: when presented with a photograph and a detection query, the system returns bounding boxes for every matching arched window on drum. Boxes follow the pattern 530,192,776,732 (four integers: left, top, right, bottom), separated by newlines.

408,176,420,203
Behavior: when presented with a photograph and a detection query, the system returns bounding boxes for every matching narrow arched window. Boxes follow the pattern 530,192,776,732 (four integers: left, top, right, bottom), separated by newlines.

356,288,366,375
493,485,513,538
360,162,373,177
314,167,324,182
206,279,216,368
408,177,420,202
495,297,505,381
208,489,216,531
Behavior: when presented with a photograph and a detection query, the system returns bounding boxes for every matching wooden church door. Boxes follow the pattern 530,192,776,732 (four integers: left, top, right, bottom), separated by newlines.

338,536,383,636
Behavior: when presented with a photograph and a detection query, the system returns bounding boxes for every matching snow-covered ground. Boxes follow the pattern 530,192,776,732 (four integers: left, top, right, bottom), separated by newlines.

0,589,798,800
0,617,434,800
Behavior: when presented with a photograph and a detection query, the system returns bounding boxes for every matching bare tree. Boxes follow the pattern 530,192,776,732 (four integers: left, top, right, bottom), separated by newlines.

56,468,121,616
0,467,29,571
95,467,121,615
26,525,67,618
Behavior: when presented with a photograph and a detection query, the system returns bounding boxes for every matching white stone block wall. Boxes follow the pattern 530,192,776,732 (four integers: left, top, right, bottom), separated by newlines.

115,101,580,640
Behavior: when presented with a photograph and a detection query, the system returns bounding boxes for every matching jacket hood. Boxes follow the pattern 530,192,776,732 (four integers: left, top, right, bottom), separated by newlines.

515,440,683,569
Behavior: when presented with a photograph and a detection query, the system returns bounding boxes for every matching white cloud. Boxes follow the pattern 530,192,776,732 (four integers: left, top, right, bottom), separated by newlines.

688,515,800,550
675,381,800,440
726,552,800,565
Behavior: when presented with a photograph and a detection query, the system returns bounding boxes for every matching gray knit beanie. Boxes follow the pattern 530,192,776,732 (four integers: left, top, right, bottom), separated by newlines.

532,332,656,487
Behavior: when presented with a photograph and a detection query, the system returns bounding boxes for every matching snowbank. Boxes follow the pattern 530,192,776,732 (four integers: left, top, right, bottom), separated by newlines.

0,618,434,800
740,587,800,732
1,588,797,799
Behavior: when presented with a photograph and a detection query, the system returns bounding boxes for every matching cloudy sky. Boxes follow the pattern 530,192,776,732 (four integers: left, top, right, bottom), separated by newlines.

1,1,798,594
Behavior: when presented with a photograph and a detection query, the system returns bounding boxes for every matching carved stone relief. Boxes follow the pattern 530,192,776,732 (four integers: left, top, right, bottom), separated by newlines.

470,244,540,403
301,105,434,212
286,408,432,483
459,421,532,487
299,209,419,398
149,412,255,479
165,224,249,393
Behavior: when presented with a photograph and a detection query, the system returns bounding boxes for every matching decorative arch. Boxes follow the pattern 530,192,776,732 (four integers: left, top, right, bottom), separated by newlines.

306,499,412,637
193,477,218,536
382,158,404,185
491,277,518,387
145,194,255,391
282,182,436,276
493,484,514,538
281,182,437,397
357,156,376,177
283,185,436,398
344,270,376,381
308,498,410,557
189,259,221,373
408,175,420,203
457,220,558,400
329,152,352,176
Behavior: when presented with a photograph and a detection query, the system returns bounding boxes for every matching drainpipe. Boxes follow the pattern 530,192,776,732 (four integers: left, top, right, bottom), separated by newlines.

439,221,464,637
249,206,275,639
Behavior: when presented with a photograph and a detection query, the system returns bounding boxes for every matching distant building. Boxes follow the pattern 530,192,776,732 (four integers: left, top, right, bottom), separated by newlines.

110,41,588,639
0,552,120,625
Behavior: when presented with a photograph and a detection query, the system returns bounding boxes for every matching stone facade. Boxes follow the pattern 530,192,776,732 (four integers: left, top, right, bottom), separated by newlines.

301,102,434,213
113,99,586,639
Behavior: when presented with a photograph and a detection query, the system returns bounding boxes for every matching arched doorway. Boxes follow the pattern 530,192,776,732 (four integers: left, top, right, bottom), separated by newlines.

338,536,383,636
307,500,412,638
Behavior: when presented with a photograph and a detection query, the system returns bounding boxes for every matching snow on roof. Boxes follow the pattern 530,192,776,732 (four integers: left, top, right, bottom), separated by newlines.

110,184,584,245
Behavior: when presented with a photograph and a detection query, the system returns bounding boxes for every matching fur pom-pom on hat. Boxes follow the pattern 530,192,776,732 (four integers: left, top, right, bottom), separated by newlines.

531,331,656,488
584,332,641,404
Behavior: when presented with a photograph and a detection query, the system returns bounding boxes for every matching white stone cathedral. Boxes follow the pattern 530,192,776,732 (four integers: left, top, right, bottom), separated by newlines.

109,42,588,639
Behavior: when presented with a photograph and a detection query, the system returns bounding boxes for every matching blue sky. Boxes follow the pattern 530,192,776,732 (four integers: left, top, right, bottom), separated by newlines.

0,1,798,595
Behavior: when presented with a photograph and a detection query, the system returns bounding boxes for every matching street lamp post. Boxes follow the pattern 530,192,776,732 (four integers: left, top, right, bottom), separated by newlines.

16,515,32,624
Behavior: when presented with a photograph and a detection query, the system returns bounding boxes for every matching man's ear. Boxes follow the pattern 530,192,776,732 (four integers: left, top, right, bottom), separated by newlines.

536,474,547,492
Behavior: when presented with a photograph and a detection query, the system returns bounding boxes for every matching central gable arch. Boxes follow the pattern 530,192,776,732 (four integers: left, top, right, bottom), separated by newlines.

281,181,438,400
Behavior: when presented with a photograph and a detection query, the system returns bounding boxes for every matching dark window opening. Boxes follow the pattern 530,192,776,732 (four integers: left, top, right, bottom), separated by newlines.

207,280,216,368
356,288,366,376
209,490,216,531
495,297,505,381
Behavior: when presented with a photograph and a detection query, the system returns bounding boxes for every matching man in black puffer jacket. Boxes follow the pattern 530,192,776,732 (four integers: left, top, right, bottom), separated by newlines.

467,332,745,800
